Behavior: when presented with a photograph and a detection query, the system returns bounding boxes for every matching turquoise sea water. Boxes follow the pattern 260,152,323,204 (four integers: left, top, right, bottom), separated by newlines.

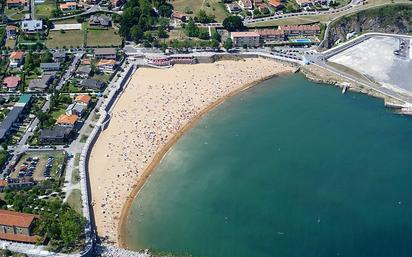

125,74,412,257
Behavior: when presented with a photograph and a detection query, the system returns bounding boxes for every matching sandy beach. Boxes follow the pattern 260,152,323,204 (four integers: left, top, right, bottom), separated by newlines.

88,58,296,245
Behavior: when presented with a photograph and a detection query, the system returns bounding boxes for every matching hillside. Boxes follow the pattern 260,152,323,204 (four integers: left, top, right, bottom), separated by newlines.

321,4,412,49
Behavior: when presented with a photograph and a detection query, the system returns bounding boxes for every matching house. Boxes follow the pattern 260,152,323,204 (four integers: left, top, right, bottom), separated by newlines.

89,15,112,27
74,94,92,106
9,51,24,68
40,62,60,72
226,2,242,14
59,2,77,11
256,29,285,42
66,103,86,116
231,31,260,47
21,20,43,34
6,0,27,8
40,125,73,144
6,25,17,39
81,58,91,65
3,76,21,92
269,0,284,9
52,51,66,63
0,210,41,244
238,0,253,10
79,79,105,90
28,74,54,92
96,59,116,73
145,54,171,66
296,0,313,7
257,3,269,13
171,11,187,22
56,114,78,127
279,24,321,36
34,0,45,4
94,48,116,60
75,65,91,78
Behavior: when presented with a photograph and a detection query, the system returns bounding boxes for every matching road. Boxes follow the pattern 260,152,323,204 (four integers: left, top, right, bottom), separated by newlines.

50,5,121,21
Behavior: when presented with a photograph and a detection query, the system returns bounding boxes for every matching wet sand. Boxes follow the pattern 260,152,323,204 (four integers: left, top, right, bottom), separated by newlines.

88,58,296,245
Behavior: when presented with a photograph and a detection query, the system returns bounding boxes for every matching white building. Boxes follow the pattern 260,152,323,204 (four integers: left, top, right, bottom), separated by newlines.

231,31,260,47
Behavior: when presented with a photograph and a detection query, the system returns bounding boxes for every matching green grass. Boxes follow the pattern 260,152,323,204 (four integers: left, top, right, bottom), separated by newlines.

79,134,88,143
172,0,228,22
50,104,68,119
91,72,111,83
4,7,27,20
35,0,56,18
85,28,122,47
46,30,84,48
66,189,82,214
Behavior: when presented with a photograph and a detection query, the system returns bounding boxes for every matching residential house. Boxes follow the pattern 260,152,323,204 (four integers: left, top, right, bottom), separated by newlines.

269,0,284,9
256,29,285,42
279,24,321,36
9,51,24,68
79,79,105,90
231,31,260,47
257,3,269,13
296,0,313,7
226,2,242,14
6,25,17,39
238,0,253,10
171,11,187,22
0,210,41,244
39,125,73,144
28,74,54,92
59,2,77,11
21,20,43,34
2,76,21,92
66,103,86,116
56,114,78,127
94,48,116,60
75,65,91,78
74,94,92,107
81,58,91,65
6,0,27,8
89,15,112,27
96,59,116,73
40,62,60,72
52,51,66,63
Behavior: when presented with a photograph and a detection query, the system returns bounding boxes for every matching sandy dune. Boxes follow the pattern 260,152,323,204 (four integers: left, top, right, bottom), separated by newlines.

88,58,296,244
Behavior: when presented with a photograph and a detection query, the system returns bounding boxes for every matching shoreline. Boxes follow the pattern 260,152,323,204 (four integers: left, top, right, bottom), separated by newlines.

117,70,295,248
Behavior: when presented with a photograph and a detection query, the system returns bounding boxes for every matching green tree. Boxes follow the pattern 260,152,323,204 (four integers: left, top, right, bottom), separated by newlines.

130,25,143,43
158,4,173,17
184,17,199,37
223,38,233,50
222,16,244,32
41,51,53,63
195,9,215,23
157,26,168,38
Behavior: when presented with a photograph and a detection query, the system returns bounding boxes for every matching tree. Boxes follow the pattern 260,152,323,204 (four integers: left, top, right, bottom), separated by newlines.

223,38,233,50
130,25,143,43
157,26,168,38
143,31,154,42
210,39,219,49
184,17,199,37
158,4,173,17
195,9,214,23
211,30,221,42
41,51,53,63
222,16,244,32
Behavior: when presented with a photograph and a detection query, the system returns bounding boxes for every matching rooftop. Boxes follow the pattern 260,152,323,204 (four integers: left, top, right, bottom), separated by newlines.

0,209,38,228
75,94,92,105
231,31,260,38
10,51,24,59
3,76,21,88
56,114,78,125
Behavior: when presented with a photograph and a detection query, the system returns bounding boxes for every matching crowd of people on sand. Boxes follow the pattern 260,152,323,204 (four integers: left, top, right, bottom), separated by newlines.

89,59,295,243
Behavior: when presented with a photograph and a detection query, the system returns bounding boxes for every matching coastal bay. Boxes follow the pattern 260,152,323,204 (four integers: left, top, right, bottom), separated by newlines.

124,75,412,257
88,58,296,243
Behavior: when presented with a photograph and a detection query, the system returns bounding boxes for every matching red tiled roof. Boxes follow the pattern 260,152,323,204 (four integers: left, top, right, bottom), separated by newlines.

10,51,24,59
3,76,21,88
6,0,26,5
0,210,37,228
256,29,284,36
56,114,78,125
269,0,282,7
231,31,260,38
0,232,40,244
280,24,321,31
0,180,7,187
75,94,91,105
96,59,116,66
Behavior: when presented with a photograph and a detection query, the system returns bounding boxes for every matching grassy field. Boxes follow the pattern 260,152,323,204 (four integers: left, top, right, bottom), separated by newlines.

35,0,56,18
248,0,412,27
85,28,122,47
46,30,84,48
4,7,26,20
5,38,16,49
67,189,82,214
172,0,228,22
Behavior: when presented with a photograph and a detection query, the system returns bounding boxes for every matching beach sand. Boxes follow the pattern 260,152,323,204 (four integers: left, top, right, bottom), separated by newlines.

88,58,296,245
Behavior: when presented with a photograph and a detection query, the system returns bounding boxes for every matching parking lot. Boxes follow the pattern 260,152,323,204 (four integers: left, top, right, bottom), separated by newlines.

10,151,66,181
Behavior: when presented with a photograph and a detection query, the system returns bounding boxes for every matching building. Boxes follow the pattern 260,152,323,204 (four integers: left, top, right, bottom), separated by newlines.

79,79,105,90
9,51,24,68
74,94,91,106
59,2,77,11
256,29,285,42
66,103,86,116
296,0,313,7
0,94,31,141
21,20,43,34
257,3,269,13
40,125,73,144
269,0,284,9
171,11,187,22
0,210,40,244
75,65,91,78
145,54,171,66
89,15,112,27
2,76,21,92
238,0,253,10
6,0,27,8
56,114,78,127
226,2,242,14
40,62,60,72
6,25,17,39
94,48,116,60
96,59,116,73
110,0,124,7
231,31,260,47
170,55,197,65
52,51,66,63
28,74,54,92
279,24,321,36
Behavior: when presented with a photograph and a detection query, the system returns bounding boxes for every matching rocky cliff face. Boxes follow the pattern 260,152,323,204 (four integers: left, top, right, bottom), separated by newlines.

321,4,412,49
